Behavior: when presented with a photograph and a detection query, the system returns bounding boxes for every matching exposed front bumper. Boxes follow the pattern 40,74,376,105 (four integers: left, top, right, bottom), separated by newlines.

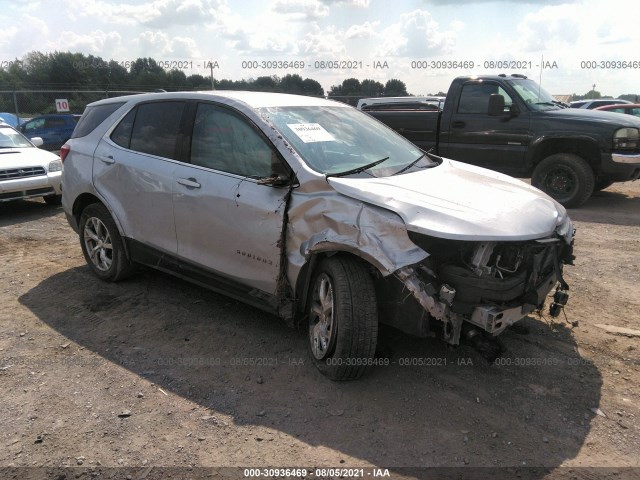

0,172,61,202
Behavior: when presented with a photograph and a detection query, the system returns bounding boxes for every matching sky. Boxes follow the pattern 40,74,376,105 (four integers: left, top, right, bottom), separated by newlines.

0,0,638,97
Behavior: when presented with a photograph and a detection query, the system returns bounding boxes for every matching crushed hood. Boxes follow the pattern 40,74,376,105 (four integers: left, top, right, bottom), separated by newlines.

327,159,565,241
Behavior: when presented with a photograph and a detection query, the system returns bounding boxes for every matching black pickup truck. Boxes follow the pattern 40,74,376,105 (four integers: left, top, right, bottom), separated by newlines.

361,74,640,207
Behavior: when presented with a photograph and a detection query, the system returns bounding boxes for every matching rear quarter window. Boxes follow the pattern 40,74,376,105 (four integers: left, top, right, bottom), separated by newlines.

71,102,125,139
110,101,186,160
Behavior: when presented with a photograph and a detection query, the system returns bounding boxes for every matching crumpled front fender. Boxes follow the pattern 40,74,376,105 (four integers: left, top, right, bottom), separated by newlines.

286,193,428,283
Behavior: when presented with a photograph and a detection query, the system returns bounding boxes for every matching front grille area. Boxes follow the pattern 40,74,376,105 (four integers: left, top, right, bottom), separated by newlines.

0,166,46,181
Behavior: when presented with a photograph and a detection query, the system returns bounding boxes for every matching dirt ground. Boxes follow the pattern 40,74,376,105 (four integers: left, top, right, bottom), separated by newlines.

0,181,639,480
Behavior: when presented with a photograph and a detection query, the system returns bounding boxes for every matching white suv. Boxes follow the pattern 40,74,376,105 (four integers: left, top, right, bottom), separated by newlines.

61,91,575,380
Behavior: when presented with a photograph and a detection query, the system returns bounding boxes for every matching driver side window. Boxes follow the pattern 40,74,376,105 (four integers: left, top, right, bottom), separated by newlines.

191,104,273,178
458,83,513,114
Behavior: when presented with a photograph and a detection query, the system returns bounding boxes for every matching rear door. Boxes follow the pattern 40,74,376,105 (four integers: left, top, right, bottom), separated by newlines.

93,101,186,254
441,81,532,175
172,102,288,295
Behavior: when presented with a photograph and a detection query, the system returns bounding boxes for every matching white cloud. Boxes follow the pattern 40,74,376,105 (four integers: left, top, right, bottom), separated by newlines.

137,31,172,56
321,0,371,6
0,15,50,56
271,0,330,20
298,24,346,54
47,30,123,56
517,4,580,52
70,0,223,28
345,21,379,39
375,10,456,57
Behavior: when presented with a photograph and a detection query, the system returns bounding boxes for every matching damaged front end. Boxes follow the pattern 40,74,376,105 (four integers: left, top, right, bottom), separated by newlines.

379,232,574,347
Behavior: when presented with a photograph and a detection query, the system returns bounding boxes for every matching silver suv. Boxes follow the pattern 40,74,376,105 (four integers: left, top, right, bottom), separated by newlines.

62,91,575,380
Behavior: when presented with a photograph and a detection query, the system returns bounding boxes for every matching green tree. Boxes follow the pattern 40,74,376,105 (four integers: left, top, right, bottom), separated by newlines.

360,79,384,97
384,78,408,96
301,78,324,96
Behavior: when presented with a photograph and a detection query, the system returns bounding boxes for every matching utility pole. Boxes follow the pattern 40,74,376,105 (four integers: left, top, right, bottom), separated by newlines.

209,61,215,90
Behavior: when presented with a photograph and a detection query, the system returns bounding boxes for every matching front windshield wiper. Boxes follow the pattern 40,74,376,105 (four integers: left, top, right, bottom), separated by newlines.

393,151,441,175
534,101,563,109
326,156,390,178
392,153,425,176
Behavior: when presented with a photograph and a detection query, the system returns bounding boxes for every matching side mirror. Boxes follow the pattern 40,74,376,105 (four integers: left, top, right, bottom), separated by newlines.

488,94,505,116
257,173,291,187
30,137,44,147
257,152,293,187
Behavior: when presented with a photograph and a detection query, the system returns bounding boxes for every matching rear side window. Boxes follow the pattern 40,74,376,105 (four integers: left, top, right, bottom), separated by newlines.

72,102,125,139
110,109,136,148
110,102,186,160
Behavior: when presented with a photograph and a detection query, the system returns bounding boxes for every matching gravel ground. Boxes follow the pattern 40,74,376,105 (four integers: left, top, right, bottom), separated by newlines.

0,181,639,480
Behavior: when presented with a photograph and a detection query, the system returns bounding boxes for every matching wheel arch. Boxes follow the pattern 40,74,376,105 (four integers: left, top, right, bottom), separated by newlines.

529,137,601,174
293,249,381,320
73,193,132,260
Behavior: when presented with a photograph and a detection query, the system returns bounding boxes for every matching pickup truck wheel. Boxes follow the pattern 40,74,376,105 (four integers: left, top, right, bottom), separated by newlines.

79,203,135,282
307,256,378,381
532,153,595,208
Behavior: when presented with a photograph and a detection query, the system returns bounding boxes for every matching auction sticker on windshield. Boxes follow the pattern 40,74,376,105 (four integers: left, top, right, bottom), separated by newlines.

287,123,335,143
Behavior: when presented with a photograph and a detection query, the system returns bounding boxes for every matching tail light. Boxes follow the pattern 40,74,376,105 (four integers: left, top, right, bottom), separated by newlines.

60,144,70,163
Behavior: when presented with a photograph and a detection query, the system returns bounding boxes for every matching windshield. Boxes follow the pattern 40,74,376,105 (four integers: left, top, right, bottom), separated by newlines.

507,79,564,111
0,126,34,148
258,105,435,177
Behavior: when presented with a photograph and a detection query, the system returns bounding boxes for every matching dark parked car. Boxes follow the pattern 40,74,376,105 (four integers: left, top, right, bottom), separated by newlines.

19,114,80,151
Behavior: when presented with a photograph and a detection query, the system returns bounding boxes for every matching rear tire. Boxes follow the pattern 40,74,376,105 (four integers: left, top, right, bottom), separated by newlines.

307,256,378,381
531,153,595,208
79,203,135,282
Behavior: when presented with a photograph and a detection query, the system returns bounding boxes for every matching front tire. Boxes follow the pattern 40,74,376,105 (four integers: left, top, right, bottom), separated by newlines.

79,203,135,282
531,153,595,208
307,256,378,381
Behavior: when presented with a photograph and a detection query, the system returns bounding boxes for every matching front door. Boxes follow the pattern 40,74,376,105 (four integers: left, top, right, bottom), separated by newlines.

173,102,288,295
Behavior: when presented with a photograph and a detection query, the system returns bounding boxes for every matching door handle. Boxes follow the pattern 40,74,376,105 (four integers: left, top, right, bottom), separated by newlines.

177,177,201,189
451,121,466,128
99,155,115,164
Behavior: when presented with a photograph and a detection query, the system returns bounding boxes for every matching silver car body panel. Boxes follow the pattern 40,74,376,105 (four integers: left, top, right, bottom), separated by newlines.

92,139,178,255
327,159,568,241
172,162,286,294
286,192,429,278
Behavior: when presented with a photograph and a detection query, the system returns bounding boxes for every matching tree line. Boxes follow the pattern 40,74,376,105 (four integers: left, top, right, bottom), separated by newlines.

1,51,637,113
0,51,411,104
